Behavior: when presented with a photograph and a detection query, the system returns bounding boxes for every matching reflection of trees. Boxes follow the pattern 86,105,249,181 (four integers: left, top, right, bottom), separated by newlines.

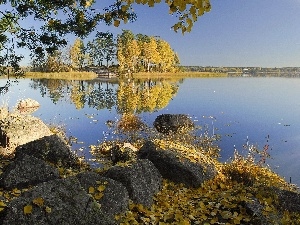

117,79,178,114
30,79,69,104
70,82,90,110
30,79,117,110
87,83,116,110
29,78,177,113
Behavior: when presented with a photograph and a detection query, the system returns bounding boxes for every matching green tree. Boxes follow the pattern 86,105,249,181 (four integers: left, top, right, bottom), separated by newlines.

0,0,210,88
87,31,116,68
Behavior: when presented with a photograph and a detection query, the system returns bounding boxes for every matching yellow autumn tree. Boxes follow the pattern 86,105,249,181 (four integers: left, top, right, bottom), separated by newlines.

143,37,161,72
117,31,180,73
69,38,87,71
126,40,141,72
117,30,141,73
156,39,179,72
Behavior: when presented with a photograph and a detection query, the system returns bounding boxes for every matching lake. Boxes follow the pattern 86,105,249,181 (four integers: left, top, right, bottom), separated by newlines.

1,76,300,186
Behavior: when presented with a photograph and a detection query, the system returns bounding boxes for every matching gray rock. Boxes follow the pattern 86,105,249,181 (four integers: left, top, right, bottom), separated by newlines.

138,141,217,188
76,171,129,217
276,188,300,212
153,114,194,134
243,197,269,225
0,177,115,225
0,114,52,156
104,159,162,207
15,134,79,168
0,154,59,189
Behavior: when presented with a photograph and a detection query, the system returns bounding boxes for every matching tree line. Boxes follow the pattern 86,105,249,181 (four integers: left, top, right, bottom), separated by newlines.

31,30,180,74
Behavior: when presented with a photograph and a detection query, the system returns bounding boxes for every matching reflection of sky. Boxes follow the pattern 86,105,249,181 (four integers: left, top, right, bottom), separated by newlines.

2,77,300,185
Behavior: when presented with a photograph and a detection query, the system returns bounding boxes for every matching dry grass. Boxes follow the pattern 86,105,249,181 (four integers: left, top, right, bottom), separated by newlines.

25,71,97,80
132,71,227,79
117,114,145,133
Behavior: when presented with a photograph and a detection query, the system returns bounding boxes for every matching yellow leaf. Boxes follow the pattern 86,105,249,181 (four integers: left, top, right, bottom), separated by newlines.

210,217,218,223
24,204,33,215
0,201,6,207
0,201,6,212
45,206,52,213
114,20,120,27
12,188,21,196
89,186,95,194
221,211,232,219
94,192,104,200
97,185,106,192
121,5,128,12
32,197,44,207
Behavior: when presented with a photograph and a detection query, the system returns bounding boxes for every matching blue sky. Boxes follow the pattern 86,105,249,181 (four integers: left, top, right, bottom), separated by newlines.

10,0,300,67
93,0,300,67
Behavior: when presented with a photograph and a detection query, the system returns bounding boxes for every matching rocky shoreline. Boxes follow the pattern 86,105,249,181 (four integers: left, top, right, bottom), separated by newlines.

0,107,300,224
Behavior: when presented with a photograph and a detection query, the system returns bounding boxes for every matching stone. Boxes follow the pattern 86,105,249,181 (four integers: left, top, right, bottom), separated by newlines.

243,197,271,225
76,171,129,218
16,98,40,114
0,177,115,225
15,134,79,168
153,114,194,134
0,154,59,189
276,188,300,212
0,114,52,156
104,159,162,207
138,141,217,188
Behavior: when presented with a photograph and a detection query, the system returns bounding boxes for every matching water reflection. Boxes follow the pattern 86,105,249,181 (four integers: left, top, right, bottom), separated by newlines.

3,76,300,186
117,79,178,114
29,78,179,114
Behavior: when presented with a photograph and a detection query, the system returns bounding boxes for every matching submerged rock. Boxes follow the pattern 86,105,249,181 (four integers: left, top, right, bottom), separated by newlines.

16,98,40,114
138,141,217,188
153,114,194,134
104,159,162,207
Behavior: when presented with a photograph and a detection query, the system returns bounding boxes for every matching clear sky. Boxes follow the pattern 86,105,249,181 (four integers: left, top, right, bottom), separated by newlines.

93,0,300,67
9,0,300,67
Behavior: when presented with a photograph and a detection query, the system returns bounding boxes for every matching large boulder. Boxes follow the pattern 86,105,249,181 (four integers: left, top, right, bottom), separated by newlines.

0,177,115,225
276,188,300,212
104,159,162,207
76,171,129,218
0,154,59,189
0,114,52,156
153,114,194,134
15,134,79,168
138,141,217,188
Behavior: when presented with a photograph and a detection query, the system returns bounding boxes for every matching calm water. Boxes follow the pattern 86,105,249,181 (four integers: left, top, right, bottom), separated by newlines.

1,77,300,185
